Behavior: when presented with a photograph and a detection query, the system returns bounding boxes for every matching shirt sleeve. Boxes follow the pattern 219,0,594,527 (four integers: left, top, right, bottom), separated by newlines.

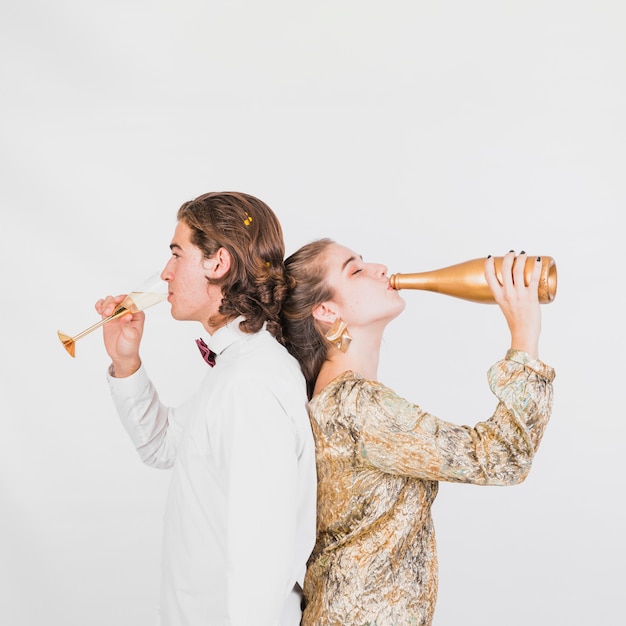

222,379,301,626
358,350,555,485
106,364,181,469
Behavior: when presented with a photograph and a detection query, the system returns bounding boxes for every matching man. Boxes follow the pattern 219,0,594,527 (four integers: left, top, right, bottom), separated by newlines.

96,192,316,625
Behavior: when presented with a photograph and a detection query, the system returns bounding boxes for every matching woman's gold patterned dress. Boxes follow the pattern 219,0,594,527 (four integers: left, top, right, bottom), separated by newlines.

302,349,555,626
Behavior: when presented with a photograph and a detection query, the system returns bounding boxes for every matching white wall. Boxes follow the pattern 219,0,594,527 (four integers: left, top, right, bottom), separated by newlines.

1,2,623,624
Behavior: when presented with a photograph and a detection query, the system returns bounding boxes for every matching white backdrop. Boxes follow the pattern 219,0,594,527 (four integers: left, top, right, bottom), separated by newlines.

1,2,624,625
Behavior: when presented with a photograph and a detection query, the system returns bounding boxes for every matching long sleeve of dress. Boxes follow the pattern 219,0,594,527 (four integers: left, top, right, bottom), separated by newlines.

359,349,555,485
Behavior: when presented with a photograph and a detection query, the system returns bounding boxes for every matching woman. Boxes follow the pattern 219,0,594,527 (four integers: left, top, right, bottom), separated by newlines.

280,240,555,626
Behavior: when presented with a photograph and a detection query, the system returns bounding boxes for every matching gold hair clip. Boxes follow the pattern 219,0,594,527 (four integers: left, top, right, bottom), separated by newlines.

324,318,352,353
244,211,253,226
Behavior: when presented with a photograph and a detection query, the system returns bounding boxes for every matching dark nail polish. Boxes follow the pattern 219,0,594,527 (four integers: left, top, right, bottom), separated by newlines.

509,249,515,253
487,254,491,259
536,256,541,262
520,250,526,254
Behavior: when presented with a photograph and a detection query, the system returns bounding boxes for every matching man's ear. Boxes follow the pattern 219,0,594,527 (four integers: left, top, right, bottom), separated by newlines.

312,301,340,326
203,247,232,279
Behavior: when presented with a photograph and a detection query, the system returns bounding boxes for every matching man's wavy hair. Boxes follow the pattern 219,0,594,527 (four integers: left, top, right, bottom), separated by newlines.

177,191,288,342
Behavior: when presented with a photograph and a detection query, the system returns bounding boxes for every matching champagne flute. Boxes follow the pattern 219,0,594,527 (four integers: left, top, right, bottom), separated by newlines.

58,272,168,357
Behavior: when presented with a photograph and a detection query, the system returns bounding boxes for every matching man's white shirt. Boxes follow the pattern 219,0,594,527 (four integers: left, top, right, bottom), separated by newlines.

107,318,317,626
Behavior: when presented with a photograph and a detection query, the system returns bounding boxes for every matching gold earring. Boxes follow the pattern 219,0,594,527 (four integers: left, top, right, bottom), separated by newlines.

324,318,352,353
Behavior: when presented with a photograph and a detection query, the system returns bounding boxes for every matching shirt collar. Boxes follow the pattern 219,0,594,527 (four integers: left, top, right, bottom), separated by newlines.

204,316,247,356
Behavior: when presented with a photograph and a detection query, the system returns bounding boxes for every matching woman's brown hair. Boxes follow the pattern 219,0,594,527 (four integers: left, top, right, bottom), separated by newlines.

281,238,336,398
177,191,288,341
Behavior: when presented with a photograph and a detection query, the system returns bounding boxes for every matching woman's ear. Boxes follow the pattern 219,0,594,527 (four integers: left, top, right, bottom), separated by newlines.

202,247,232,279
312,302,339,326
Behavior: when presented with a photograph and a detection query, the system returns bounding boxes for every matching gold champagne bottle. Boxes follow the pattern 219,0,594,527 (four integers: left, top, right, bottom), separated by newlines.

389,255,557,304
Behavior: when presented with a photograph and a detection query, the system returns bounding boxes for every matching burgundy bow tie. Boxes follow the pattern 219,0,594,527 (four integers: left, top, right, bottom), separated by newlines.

196,338,217,367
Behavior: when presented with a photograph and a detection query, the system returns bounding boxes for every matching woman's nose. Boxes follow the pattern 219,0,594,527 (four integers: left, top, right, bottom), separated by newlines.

366,263,387,278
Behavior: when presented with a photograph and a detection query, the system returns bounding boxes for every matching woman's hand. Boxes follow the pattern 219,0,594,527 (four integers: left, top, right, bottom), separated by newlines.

484,251,542,357
95,294,145,377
